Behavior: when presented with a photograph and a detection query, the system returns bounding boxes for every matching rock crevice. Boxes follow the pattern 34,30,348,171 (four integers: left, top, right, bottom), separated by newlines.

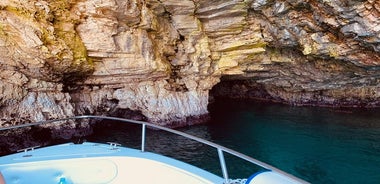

0,0,379,132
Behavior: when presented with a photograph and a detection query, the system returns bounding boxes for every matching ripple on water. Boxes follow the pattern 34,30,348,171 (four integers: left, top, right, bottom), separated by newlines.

85,99,380,184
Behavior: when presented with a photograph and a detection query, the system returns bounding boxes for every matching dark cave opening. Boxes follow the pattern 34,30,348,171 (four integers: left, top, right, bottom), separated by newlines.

209,78,275,102
209,77,380,108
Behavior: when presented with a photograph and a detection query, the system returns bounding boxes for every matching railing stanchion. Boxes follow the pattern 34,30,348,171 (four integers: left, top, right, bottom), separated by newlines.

141,124,146,152
217,148,229,184
0,115,308,184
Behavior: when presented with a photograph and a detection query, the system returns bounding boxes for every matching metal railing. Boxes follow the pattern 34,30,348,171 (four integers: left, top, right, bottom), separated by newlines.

0,115,309,184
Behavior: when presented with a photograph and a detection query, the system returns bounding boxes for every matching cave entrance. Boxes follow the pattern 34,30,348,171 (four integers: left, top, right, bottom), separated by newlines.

209,77,274,102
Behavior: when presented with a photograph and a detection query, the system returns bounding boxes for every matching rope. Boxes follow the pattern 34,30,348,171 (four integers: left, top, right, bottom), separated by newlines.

225,178,248,184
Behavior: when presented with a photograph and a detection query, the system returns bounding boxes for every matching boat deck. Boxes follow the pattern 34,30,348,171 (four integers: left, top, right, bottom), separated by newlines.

0,116,308,184
0,142,224,184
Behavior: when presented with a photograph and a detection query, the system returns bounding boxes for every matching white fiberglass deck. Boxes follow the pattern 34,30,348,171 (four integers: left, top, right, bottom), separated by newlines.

0,142,224,184
0,116,308,184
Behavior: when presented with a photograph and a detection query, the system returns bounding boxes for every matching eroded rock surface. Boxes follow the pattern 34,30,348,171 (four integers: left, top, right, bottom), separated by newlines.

212,0,380,107
0,0,379,133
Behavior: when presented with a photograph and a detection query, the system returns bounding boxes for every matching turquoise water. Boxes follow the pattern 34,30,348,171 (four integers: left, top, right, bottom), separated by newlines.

87,98,380,184
206,99,380,183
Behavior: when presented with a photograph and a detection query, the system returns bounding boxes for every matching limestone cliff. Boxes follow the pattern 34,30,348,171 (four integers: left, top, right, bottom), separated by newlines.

0,0,379,132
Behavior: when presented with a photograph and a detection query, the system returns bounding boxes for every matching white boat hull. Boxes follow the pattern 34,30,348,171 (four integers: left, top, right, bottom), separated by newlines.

0,142,223,184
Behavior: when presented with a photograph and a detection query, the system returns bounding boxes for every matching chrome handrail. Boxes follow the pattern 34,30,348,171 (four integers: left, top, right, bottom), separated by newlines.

0,115,309,184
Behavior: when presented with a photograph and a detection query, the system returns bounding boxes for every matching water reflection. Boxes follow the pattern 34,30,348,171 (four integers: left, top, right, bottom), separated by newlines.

85,99,380,183
207,98,380,184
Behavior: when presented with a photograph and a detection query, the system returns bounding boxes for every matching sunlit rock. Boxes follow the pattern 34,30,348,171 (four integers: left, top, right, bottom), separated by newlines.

0,0,379,130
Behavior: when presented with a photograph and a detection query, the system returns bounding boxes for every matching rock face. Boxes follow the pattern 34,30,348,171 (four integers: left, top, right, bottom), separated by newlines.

0,0,379,132
212,0,380,107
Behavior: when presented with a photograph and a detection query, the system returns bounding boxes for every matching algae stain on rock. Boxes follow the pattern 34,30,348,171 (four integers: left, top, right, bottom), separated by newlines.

46,0,93,73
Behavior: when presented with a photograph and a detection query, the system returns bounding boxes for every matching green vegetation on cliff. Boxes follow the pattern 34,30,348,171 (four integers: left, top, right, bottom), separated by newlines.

2,0,93,75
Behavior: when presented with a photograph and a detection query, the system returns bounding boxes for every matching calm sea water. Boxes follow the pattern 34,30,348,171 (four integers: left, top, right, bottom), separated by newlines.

86,98,380,184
